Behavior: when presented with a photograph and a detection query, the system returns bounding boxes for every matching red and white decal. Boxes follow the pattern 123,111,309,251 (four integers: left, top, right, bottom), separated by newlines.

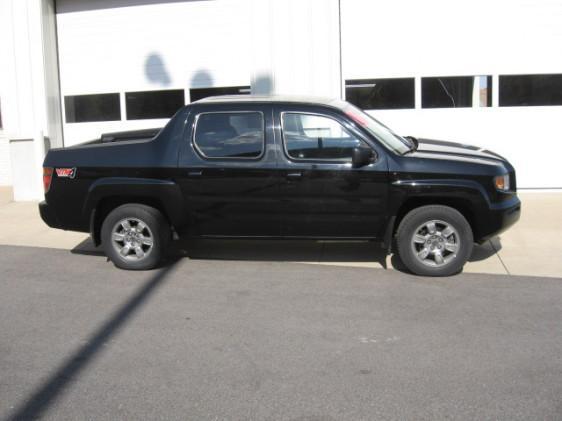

55,167,77,179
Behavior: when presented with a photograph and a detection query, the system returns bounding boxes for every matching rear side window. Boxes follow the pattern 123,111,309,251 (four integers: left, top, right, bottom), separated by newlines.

281,113,365,161
193,112,264,159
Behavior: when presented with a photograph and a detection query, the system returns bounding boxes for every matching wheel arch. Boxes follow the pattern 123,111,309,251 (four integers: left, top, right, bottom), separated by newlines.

393,196,476,239
85,177,187,246
386,179,491,247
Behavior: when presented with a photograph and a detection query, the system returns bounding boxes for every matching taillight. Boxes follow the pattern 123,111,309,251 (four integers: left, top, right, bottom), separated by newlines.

43,167,53,193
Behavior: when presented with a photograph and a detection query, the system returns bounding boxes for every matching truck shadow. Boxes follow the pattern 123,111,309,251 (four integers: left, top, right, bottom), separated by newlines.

6,259,180,421
71,237,502,274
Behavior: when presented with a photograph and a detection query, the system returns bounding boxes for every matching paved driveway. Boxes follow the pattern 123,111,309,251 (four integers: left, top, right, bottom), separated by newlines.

1,245,562,420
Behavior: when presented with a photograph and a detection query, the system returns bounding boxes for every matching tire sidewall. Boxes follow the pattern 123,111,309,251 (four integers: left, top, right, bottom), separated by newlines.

101,204,169,270
396,206,473,277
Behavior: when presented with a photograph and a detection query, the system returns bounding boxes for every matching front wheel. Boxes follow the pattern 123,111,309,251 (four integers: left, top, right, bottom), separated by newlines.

396,205,473,276
101,204,171,270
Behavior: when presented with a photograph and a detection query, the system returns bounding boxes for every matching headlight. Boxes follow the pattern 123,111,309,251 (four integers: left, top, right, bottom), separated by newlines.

494,174,510,191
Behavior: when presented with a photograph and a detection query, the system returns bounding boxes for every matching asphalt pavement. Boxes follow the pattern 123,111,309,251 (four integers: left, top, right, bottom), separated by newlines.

1,244,562,421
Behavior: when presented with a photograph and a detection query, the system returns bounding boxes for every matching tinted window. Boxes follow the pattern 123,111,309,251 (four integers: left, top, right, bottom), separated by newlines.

282,113,364,161
64,93,120,123
499,74,562,106
193,112,264,159
422,76,474,108
126,90,184,120
190,86,250,102
346,78,415,110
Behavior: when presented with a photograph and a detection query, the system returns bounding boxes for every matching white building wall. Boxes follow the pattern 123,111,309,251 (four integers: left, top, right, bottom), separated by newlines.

251,0,341,97
341,0,562,188
2,0,560,191
0,0,62,192
0,0,17,186
0,136,12,186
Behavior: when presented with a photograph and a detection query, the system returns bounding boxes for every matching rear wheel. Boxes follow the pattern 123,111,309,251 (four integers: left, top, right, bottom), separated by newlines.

396,205,473,276
101,204,170,270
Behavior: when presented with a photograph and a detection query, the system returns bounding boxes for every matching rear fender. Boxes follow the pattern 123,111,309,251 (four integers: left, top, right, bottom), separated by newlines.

84,177,186,245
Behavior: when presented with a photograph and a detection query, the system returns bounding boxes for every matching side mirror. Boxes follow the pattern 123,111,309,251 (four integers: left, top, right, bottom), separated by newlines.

351,146,375,168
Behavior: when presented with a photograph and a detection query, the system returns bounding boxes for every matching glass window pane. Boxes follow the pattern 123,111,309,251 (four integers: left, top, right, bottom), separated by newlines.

478,76,492,107
499,74,562,106
422,76,474,108
190,86,250,102
64,93,121,123
193,112,264,159
126,90,184,120
282,113,364,161
345,78,415,110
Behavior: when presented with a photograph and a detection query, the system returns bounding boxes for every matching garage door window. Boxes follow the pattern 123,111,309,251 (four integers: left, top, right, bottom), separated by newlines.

193,112,264,159
282,113,364,161
422,76,492,108
345,78,415,110
190,86,250,102
126,90,185,120
64,93,121,123
499,74,562,106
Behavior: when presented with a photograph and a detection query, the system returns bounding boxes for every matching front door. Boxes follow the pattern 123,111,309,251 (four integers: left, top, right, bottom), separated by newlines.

178,104,281,237
274,107,389,239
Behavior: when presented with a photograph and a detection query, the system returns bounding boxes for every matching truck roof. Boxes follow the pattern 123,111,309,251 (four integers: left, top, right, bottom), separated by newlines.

193,94,344,108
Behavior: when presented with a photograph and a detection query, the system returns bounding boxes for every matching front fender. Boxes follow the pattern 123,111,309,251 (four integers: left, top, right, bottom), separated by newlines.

389,178,492,240
391,179,491,206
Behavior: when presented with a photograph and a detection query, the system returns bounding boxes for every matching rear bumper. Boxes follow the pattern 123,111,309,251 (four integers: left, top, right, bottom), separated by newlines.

39,201,60,229
477,196,521,242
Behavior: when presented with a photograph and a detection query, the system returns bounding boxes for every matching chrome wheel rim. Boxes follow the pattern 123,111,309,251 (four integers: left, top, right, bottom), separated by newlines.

410,219,459,267
111,218,154,261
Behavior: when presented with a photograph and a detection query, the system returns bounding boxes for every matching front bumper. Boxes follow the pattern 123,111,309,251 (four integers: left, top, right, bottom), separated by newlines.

477,196,521,242
39,201,60,229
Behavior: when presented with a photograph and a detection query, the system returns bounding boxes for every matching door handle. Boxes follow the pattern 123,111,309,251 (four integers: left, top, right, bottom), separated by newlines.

188,170,203,177
286,172,303,179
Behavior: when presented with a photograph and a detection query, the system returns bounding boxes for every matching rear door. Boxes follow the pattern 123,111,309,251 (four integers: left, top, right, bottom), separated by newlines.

178,103,281,237
274,105,389,239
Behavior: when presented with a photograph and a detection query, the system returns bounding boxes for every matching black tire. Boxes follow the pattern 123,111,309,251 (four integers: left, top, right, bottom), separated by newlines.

101,204,171,270
396,205,473,277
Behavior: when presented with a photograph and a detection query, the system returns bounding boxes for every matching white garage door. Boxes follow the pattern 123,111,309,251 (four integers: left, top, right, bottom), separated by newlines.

341,0,562,188
56,0,252,146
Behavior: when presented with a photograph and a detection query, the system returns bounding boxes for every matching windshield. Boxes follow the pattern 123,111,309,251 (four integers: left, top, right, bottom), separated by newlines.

336,101,411,155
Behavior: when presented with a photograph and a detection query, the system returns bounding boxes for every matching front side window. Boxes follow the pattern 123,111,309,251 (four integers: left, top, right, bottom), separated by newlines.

282,113,365,161
193,112,264,159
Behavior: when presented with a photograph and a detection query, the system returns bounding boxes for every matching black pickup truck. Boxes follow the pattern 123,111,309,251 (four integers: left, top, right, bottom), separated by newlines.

40,96,520,276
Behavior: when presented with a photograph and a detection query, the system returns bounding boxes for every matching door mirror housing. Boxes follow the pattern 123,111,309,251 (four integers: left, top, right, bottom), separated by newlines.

351,146,375,168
